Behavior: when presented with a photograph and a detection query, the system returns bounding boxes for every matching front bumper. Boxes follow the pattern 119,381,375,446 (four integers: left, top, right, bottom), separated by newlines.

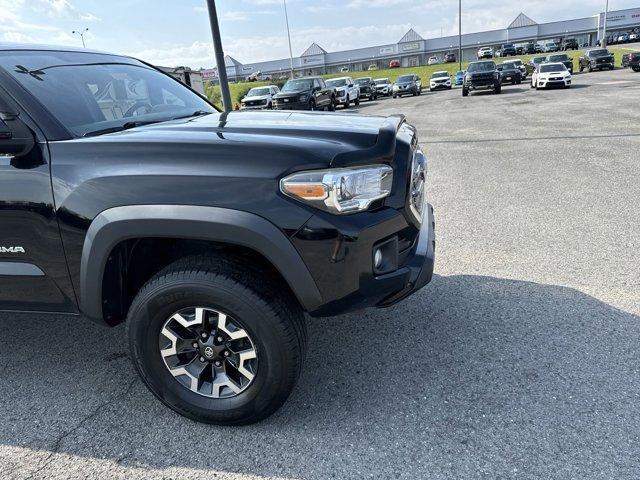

430,82,451,90
241,104,269,110
394,86,417,95
296,204,436,317
273,99,310,110
538,77,571,88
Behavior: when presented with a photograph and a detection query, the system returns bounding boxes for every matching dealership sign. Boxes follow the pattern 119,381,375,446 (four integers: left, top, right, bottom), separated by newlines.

379,46,395,55
401,42,421,52
201,69,217,80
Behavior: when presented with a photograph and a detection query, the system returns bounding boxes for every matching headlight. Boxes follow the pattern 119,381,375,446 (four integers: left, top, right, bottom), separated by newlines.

280,165,393,214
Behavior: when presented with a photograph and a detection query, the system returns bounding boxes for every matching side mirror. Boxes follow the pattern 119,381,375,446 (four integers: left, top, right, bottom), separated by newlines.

349,84,354,88
0,112,35,157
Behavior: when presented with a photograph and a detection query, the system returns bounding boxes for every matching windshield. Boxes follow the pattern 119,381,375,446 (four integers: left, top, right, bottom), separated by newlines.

326,78,348,87
247,87,270,96
374,79,389,84
396,75,414,83
590,49,610,57
467,62,495,73
431,72,448,78
499,64,515,70
533,57,546,64
354,78,370,84
282,79,313,92
548,55,568,62
456,71,464,75
0,51,215,138
540,64,567,73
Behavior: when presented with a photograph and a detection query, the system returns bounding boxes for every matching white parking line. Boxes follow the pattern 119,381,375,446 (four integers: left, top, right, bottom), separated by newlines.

595,80,636,85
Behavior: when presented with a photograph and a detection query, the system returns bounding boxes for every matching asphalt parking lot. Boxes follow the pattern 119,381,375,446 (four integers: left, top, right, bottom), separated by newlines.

1,67,639,480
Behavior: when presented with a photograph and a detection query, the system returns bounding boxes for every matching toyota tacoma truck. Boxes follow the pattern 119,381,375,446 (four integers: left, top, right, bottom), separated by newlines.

0,44,435,425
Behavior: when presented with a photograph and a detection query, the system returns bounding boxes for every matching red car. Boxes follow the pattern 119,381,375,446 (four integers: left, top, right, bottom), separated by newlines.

389,59,400,68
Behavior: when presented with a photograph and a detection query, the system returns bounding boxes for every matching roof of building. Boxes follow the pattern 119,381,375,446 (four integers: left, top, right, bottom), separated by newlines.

509,13,538,29
301,43,327,56
398,28,424,43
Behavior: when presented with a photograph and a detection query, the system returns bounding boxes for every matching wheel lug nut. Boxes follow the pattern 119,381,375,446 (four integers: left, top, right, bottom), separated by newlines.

201,332,208,338
223,351,230,357
199,356,205,363
216,336,223,343
192,342,198,348
214,360,222,367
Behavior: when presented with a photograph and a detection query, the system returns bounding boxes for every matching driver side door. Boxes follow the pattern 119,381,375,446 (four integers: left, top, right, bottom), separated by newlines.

0,83,77,313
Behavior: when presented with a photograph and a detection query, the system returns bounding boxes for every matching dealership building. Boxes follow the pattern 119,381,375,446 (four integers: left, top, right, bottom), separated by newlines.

203,6,640,81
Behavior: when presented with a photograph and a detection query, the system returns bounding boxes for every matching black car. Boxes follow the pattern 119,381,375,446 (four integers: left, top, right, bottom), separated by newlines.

497,43,516,57
526,56,547,76
462,61,501,96
561,38,579,51
496,63,521,84
444,52,456,63
354,77,378,100
524,43,537,54
273,76,335,110
0,44,435,426
579,49,615,72
392,74,422,97
547,53,573,74
628,52,640,72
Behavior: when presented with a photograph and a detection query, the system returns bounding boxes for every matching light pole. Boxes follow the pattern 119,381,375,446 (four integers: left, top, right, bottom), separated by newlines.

458,0,462,71
602,0,609,47
71,28,88,48
283,0,295,79
205,0,232,112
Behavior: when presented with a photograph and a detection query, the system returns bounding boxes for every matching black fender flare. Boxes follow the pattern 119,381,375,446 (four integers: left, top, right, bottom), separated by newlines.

80,205,323,321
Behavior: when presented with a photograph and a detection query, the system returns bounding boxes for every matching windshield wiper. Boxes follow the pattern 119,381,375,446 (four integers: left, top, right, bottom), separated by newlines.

82,120,161,138
171,110,213,120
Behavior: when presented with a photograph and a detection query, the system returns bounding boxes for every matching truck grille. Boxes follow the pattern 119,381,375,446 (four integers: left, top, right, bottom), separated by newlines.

409,149,426,223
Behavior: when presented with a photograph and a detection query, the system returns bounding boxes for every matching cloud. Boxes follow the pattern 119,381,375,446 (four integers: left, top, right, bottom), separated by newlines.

79,12,101,22
0,0,98,48
221,10,276,21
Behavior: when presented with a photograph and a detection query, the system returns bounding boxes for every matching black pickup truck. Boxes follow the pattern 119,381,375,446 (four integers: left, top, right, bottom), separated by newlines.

462,60,501,96
0,44,435,426
273,76,336,111
579,49,615,72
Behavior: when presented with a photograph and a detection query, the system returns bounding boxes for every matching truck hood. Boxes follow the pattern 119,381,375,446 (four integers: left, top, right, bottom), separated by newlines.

70,111,406,169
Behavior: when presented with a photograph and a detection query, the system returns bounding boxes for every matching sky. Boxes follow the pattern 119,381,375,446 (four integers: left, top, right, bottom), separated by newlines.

1,0,638,68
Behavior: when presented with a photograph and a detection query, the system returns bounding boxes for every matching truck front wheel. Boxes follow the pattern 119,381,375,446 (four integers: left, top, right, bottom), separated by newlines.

126,254,306,425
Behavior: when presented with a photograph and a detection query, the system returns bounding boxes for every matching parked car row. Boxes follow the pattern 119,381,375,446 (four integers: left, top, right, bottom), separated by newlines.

604,29,640,45
240,47,624,109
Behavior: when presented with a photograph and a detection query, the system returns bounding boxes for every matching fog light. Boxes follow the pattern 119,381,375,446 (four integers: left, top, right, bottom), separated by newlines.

374,249,383,269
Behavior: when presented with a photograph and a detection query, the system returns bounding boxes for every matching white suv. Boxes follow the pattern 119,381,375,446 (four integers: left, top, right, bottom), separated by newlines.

325,76,360,108
240,85,280,110
477,47,493,59
373,78,392,96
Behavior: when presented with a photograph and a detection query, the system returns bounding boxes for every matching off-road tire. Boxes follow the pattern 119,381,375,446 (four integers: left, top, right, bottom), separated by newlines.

127,254,307,426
